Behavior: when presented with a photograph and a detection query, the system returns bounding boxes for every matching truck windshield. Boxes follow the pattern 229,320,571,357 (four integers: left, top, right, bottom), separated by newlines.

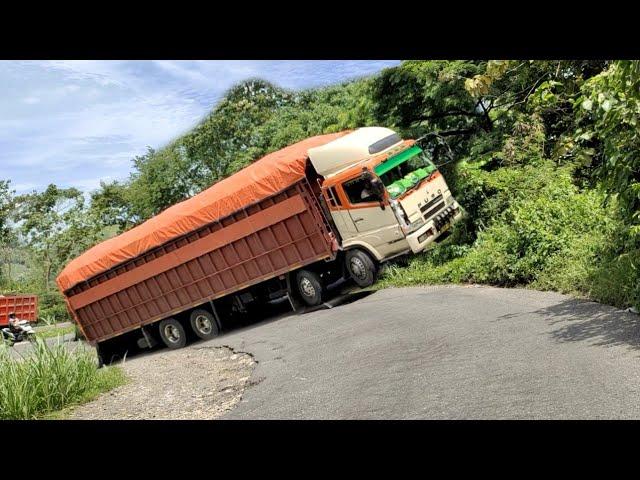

374,146,437,199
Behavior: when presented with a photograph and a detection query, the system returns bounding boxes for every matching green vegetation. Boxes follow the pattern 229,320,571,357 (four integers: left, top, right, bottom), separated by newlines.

378,61,640,309
1,60,639,316
0,339,126,419
36,323,76,340
379,161,633,307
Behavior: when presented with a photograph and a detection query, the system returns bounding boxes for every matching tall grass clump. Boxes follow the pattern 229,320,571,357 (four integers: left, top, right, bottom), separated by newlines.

0,339,125,419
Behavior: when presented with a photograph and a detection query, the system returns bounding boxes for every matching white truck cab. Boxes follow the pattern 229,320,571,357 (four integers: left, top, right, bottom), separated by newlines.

309,127,463,264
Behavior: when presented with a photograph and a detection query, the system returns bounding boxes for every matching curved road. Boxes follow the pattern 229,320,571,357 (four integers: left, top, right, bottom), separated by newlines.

206,285,640,419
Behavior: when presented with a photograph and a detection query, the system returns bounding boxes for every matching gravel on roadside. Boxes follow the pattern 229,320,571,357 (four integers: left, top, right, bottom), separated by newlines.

68,344,256,420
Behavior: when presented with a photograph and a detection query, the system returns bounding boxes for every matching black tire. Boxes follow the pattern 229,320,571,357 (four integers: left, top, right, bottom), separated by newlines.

2,330,15,347
97,351,105,368
295,270,323,306
158,317,187,349
96,342,112,368
189,309,220,340
345,249,378,288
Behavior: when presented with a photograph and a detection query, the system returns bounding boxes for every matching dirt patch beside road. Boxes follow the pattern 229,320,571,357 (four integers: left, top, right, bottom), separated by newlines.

68,344,256,420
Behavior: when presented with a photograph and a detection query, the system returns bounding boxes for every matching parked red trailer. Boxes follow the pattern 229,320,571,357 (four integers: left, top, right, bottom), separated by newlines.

0,295,38,327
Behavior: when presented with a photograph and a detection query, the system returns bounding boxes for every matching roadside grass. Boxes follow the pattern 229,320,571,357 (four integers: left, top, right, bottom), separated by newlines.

43,366,127,419
0,339,127,420
35,323,76,340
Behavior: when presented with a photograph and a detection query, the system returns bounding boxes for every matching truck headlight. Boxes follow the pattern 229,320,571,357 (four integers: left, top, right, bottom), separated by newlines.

408,218,425,233
400,218,424,235
417,229,435,243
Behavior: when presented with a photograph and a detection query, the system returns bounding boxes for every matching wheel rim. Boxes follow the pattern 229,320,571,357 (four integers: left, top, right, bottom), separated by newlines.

300,277,316,298
350,257,368,280
164,324,181,343
194,314,212,335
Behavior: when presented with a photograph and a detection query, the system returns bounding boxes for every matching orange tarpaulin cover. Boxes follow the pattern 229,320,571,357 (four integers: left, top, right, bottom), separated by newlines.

56,131,349,293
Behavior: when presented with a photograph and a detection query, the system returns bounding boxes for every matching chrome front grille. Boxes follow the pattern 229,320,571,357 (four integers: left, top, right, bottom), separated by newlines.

423,202,445,221
420,194,443,214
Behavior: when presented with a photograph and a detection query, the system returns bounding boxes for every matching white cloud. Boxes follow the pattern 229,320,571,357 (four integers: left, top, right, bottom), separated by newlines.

0,60,400,195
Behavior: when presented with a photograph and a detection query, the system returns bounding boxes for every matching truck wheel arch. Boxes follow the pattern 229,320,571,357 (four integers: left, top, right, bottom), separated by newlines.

342,242,384,263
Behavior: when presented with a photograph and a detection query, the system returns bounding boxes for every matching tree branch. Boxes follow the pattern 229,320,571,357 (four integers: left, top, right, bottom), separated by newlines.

435,127,478,137
492,72,550,110
416,109,478,121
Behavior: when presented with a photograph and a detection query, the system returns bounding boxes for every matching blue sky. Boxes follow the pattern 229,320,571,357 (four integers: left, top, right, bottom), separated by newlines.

0,60,400,195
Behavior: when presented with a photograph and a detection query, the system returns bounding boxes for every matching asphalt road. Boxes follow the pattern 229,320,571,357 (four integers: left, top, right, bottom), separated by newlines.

7,332,78,358
205,285,640,419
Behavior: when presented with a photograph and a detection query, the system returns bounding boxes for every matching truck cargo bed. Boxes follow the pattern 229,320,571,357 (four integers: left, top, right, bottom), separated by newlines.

63,181,336,343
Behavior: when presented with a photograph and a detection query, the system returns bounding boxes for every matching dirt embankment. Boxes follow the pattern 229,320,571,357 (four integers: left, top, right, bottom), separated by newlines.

69,344,256,420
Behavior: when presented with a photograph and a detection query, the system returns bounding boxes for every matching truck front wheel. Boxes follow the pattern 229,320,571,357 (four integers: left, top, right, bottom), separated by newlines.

296,270,323,307
189,309,220,340
345,249,378,288
159,318,187,349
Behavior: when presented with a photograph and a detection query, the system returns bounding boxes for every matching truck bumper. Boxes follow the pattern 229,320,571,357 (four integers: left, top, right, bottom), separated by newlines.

405,203,463,254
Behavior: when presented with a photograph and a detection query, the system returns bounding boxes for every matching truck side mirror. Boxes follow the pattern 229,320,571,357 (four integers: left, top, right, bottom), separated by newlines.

369,179,386,210
370,178,384,197
361,170,384,194
360,170,385,209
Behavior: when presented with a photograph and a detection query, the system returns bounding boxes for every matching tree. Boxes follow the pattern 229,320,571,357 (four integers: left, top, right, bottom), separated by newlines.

122,80,298,220
13,185,102,290
180,79,296,183
90,180,138,231
370,60,484,137
0,180,16,285
0,180,12,240
125,145,205,220
576,61,640,233
369,60,607,164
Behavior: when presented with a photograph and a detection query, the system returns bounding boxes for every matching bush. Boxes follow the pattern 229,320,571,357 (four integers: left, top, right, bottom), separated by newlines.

459,168,607,284
380,159,640,310
37,290,71,323
0,339,125,419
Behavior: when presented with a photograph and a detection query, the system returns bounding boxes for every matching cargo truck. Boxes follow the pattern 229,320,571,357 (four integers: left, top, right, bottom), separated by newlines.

57,127,462,363
0,294,38,327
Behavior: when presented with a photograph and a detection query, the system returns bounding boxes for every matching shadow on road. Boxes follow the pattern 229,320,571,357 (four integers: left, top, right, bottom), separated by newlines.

108,285,375,363
535,298,640,350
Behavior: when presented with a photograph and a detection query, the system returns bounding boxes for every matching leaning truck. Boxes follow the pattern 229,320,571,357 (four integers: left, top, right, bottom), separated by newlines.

57,127,462,363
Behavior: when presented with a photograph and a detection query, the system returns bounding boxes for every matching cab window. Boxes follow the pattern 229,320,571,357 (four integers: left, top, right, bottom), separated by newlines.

343,177,378,205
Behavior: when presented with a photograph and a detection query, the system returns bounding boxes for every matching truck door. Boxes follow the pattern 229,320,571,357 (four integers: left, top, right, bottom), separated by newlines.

322,185,357,239
339,174,406,258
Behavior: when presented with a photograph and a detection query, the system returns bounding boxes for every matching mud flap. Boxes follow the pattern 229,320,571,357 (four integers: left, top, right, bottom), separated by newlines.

137,326,158,349
285,272,306,312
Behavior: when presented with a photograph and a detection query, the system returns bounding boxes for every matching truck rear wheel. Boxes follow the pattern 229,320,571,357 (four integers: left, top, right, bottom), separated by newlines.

96,341,118,367
189,309,220,340
345,249,378,288
96,344,106,368
159,318,187,349
295,270,323,307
